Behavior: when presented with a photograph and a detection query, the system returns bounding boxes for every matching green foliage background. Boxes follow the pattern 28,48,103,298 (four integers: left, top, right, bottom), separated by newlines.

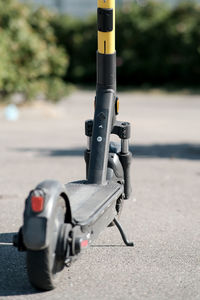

0,0,69,101
52,1,200,87
0,1,200,102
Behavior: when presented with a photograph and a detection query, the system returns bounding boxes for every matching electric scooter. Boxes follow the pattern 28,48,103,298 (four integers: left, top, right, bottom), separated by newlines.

12,0,134,291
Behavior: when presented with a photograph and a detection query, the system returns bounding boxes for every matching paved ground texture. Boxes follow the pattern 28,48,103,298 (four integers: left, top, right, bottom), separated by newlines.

0,90,200,300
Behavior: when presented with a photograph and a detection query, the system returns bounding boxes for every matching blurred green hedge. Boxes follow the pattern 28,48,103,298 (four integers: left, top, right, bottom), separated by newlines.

1,1,200,102
0,0,69,101
52,1,200,86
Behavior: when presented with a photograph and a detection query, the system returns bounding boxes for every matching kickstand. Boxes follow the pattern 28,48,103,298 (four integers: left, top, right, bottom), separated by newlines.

113,218,134,247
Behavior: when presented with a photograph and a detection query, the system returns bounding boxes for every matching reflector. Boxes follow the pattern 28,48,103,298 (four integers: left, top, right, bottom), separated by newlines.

81,239,89,248
31,196,44,213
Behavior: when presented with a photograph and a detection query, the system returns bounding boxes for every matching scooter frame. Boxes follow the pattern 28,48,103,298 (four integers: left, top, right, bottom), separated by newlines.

12,0,134,291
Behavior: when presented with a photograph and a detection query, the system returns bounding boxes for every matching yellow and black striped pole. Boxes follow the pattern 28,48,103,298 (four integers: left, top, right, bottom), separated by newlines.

97,0,116,91
98,0,115,55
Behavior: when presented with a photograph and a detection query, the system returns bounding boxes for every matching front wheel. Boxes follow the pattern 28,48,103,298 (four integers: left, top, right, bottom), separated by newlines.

26,197,66,291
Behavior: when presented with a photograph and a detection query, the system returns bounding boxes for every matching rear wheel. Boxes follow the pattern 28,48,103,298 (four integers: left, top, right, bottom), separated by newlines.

27,197,66,291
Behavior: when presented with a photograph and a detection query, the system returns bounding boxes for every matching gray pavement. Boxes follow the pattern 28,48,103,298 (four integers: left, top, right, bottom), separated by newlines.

0,90,200,299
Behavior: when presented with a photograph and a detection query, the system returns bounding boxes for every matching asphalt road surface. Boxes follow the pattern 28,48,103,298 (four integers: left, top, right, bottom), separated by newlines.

0,90,200,300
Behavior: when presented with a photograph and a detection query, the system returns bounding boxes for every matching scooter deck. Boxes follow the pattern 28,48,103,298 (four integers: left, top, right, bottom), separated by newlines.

65,181,123,226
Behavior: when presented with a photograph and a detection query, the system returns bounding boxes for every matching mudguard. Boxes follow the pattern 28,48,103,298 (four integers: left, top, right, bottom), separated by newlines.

107,142,123,181
22,180,72,251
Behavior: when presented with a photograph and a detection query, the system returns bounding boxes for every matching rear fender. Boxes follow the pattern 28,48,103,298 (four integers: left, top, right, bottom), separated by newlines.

23,180,72,251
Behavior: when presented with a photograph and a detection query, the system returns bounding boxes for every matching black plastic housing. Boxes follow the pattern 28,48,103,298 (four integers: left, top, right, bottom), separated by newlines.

97,52,116,90
98,8,113,32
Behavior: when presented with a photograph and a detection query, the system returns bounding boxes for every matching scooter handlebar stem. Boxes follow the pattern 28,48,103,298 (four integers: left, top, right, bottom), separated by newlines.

97,0,116,91
98,0,115,55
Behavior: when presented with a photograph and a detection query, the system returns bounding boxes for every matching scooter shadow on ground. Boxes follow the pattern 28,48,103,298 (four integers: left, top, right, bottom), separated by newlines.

0,233,38,296
0,233,128,295
14,143,200,160
91,244,127,247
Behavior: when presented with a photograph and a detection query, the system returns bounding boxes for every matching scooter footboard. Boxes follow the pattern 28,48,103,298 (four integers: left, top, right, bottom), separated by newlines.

65,180,123,242
23,180,72,251
22,179,123,252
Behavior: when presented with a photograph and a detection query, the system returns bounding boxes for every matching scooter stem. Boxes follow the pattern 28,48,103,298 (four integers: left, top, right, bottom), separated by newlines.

98,0,115,55
97,0,116,92
88,0,117,184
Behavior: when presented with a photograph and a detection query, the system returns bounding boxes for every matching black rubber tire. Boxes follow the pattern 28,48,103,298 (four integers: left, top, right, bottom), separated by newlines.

27,197,66,291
